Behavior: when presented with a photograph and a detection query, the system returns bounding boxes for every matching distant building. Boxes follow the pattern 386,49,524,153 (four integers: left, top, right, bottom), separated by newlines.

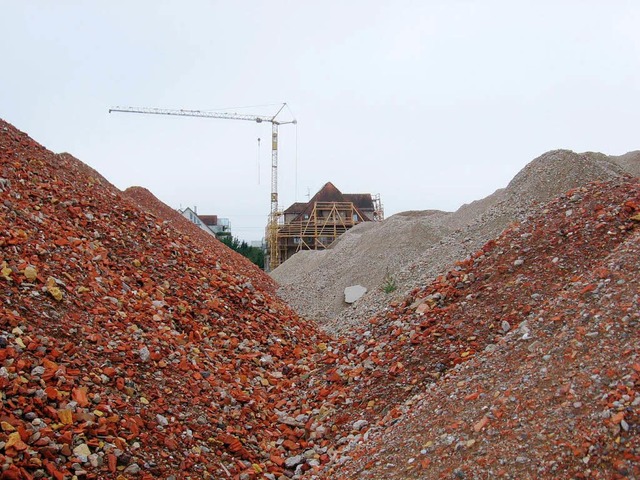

199,214,231,238
272,182,383,266
179,207,231,238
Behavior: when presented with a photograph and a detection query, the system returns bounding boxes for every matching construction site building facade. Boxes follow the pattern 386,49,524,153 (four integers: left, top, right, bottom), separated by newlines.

270,182,383,268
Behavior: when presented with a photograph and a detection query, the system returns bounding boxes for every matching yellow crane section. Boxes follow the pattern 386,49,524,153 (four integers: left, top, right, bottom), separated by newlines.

109,104,296,270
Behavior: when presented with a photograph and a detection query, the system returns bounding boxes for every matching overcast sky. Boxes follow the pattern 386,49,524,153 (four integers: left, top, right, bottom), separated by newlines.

2,1,639,242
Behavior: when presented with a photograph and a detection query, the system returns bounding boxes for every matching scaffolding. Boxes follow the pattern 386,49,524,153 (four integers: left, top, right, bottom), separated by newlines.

275,201,362,264
372,193,384,221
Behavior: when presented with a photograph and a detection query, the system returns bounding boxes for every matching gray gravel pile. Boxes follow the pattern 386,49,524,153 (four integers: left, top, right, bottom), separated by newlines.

271,149,640,335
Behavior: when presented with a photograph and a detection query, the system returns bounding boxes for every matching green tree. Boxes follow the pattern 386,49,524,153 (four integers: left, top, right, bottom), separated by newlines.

218,235,265,269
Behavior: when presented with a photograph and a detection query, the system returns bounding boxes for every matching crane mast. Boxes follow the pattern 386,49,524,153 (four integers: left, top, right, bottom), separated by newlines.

109,104,296,271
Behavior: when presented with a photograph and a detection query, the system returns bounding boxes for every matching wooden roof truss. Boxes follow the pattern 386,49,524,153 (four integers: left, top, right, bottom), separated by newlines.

277,201,360,252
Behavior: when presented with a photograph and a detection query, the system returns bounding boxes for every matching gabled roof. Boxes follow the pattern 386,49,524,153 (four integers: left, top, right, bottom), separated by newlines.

307,182,346,204
282,182,373,225
283,202,307,215
199,215,218,225
344,193,374,211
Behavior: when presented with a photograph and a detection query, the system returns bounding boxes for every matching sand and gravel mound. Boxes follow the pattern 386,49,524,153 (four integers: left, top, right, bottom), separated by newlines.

600,150,640,177
271,210,452,318
272,149,640,335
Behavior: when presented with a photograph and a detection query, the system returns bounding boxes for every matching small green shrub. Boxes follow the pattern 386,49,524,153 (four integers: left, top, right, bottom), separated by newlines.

382,273,397,294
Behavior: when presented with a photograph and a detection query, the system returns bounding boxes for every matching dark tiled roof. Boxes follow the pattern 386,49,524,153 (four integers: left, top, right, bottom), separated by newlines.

199,215,218,225
344,193,374,211
282,182,374,224
283,202,307,214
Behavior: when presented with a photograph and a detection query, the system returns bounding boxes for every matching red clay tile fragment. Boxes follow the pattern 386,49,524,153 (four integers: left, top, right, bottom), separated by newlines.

473,416,490,432
72,387,90,407
610,411,625,425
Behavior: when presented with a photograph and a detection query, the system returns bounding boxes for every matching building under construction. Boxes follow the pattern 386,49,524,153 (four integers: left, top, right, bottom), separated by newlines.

269,182,383,267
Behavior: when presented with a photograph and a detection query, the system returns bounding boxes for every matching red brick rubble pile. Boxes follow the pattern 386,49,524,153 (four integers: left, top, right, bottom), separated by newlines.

304,178,640,478
123,186,276,295
0,120,329,479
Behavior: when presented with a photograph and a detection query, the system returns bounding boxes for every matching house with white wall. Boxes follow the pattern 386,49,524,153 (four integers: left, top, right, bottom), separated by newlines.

178,207,231,238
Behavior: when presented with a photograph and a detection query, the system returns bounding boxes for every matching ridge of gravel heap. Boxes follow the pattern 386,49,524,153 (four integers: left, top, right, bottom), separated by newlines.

272,149,640,336
0,119,330,479
123,186,277,295
301,176,640,479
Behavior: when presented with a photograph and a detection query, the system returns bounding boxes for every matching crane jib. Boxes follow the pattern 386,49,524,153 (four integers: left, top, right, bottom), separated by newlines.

108,103,296,271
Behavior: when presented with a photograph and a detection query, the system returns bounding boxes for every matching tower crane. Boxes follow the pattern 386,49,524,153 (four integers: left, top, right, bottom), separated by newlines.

108,103,296,271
